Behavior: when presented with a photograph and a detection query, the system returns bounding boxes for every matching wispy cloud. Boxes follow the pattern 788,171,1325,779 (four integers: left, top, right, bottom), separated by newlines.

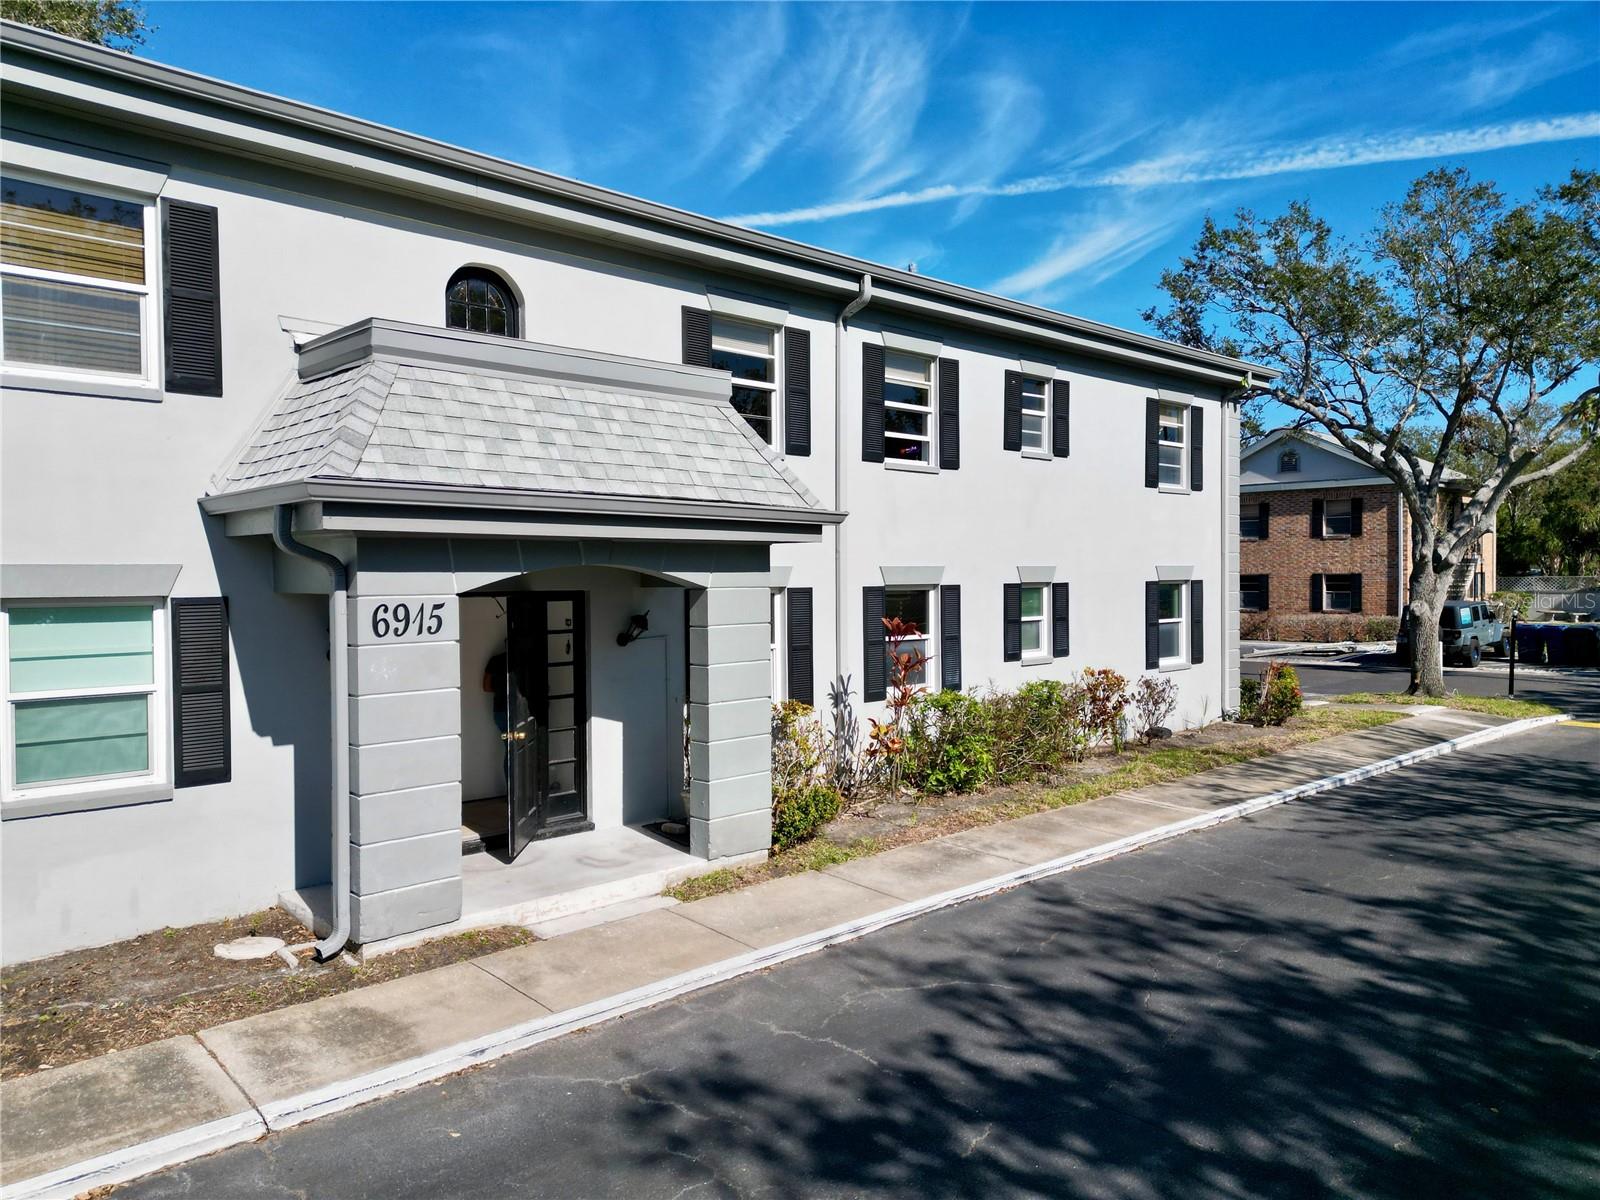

723,113,1600,227
989,199,1196,300
1443,32,1598,110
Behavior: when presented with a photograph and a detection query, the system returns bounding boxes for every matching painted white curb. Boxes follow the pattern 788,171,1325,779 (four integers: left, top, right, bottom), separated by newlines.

3,711,1569,1199
0,1110,265,1200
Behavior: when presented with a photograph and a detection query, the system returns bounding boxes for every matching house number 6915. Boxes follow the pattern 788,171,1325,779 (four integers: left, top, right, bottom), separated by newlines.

370,601,446,639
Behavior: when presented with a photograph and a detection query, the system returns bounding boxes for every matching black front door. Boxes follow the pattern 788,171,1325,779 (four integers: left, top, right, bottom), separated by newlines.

505,592,590,858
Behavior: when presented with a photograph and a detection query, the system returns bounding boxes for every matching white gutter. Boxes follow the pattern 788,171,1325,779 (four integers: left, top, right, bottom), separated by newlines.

834,274,873,680
271,505,351,961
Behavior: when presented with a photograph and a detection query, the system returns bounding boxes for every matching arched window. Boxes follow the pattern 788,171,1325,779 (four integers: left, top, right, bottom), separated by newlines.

1278,450,1300,473
445,268,518,337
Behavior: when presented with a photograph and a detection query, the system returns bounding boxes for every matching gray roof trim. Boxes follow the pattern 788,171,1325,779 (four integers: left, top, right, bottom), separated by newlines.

1,563,182,600
200,477,845,526
1244,426,1464,482
299,318,733,403
0,22,1277,388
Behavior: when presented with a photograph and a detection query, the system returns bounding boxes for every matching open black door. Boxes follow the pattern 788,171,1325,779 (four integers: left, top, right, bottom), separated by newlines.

505,592,590,859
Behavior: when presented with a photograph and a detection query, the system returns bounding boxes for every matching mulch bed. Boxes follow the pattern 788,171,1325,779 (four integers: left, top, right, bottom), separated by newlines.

1,908,532,1081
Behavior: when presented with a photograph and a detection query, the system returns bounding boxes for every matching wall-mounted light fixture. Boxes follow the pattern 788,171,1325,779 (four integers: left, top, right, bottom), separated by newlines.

617,611,650,647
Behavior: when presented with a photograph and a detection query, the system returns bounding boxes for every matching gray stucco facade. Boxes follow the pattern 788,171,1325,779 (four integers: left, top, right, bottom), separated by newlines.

0,23,1270,964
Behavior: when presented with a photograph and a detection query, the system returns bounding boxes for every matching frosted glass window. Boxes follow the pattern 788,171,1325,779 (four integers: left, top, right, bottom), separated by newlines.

8,606,153,692
14,694,148,785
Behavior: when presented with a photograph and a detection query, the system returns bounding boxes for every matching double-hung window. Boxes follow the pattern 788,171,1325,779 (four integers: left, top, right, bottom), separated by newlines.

1,175,155,383
3,603,167,801
1322,499,1354,537
1323,574,1356,613
883,588,931,685
1240,503,1264,540
1157,403,1187,488
1019,585,1047,657
1240,575,1268,612
1020,377,1049,454
1156,582,1186,664
709,316,778,443
883,352,934,464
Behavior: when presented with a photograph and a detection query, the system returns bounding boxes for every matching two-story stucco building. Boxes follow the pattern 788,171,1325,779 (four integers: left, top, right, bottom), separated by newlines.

0,23,1273,965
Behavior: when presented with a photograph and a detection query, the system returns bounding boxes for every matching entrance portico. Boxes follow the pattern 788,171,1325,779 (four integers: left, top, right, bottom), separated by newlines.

205,319,839,946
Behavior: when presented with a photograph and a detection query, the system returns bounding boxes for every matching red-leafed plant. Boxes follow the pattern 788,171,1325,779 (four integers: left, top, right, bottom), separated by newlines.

864,616,929,796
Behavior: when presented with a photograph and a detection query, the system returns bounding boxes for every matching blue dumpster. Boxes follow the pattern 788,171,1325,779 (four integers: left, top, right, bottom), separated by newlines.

1562,624,1600,668
1515,623,1548,665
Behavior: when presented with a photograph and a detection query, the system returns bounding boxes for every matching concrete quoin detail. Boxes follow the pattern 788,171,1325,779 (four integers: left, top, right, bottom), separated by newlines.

688,581,774,859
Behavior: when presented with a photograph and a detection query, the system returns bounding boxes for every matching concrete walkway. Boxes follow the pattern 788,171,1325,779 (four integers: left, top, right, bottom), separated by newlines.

0,709,1527,1197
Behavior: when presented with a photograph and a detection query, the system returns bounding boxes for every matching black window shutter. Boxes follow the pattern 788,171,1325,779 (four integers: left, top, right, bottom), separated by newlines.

1259,501,1270,539
1261,574,1271,611
940,585,962,692
1144,399,1160,488
863,586,887,701
783,327,811,457
1145,582,1160,668
786,587,814,706
1189,579,1204,665
938,357,960,470
1351,497,1364,537
163,200,222,396
1052,379,1071,457
861,342,885,463
681,307,711,367
1189,405,1204,491
1003,583,1022,663
1351,574,1364,614
1051,581,1070,658
172,597,230,787
1003,371,1023,452
1310,574,1324,613
1311,498,1325,539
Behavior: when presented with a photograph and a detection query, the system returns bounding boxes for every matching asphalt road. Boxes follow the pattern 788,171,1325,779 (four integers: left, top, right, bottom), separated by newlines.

1241,651,1600,720
119,726,1600,1200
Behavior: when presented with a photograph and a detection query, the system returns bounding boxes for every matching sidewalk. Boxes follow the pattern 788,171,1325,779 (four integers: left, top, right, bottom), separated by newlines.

0,708,1560,1199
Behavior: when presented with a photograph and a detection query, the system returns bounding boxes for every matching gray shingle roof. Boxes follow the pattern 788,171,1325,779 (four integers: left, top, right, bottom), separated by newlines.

214,350,825,514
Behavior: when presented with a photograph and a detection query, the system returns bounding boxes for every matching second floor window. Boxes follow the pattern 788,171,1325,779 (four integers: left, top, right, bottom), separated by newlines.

446,268,518,338
1,175,152,380
884,352,934,464
709,316,776,442
1157,403,1187,488
1240,502,1265,540
1323,498,1354,537
1019,378,1048,453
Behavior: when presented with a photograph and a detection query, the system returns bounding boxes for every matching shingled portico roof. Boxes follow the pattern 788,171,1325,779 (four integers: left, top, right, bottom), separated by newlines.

209,320,834,526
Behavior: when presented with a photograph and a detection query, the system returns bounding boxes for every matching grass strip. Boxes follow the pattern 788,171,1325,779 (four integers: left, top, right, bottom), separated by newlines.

1333,692,1560,718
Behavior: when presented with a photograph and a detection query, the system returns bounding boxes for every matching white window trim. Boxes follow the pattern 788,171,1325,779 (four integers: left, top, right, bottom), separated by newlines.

883,352,937,472
1019,583,1050,665
769,588,785,703
1,599,171,809
1157,581,1187,667
883,586,935,689
1323,574,1356,613
1020,375,1052,460
1157,402,1189,492
1322,498,1354,539
710,314,781,447
0,168,162,390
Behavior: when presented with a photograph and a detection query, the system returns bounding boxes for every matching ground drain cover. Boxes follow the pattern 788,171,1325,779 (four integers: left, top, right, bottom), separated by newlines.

213,935,287,961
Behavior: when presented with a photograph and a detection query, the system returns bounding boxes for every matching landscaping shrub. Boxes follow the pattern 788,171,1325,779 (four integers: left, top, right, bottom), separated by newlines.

904,690,995,794
771,784,842,850
1489,590,1534,622
771,701,827,797
1242,613,1393,642
1080,667,1130,750
1362,616,1399,641
1255,662,1303,726
1237,677,1263,721
981,678,1092,781
1131,675,1178,743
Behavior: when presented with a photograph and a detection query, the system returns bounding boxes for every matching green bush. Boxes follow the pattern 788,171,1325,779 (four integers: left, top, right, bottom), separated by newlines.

771,700,827,797
1238,677,1262,720
1362,616,1399,641
771,785,842,850
980,679,1090,782
904,690,995,794
1489,590,1534,621
1256,662,1303,726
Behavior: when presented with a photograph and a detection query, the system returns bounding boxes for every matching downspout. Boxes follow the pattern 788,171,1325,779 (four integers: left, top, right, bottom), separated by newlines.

272,504,351,961
834,273,872,680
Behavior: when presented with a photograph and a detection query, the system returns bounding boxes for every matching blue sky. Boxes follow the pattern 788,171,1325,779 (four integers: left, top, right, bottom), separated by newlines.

142,2,1599,332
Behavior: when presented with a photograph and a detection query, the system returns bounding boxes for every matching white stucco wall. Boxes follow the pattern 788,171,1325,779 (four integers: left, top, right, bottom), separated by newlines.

2,94,1232,962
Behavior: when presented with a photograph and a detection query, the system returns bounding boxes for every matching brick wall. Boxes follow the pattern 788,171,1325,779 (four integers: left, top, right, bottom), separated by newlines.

1240,485,1402,616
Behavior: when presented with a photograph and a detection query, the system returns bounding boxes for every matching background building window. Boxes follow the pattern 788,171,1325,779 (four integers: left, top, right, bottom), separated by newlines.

1323,498,1354,537
883,588,931,684
1279,450,1300,473
1157,403,1187,487
1020,378,1048,453
883,352,934,464
1240,575,1268,612
710,316,777,442
445,267,518,337
1020,584,1046,656
1324,574,1356,612
1240,503,1264,539
1156,582,1185,662
5,604,163,793
1,175,151,379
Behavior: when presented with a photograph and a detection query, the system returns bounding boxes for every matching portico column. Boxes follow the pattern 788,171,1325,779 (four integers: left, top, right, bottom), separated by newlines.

687,583,774,859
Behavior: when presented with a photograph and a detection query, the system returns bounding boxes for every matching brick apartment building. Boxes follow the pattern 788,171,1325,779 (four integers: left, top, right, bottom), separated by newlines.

1239,429,1496,637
